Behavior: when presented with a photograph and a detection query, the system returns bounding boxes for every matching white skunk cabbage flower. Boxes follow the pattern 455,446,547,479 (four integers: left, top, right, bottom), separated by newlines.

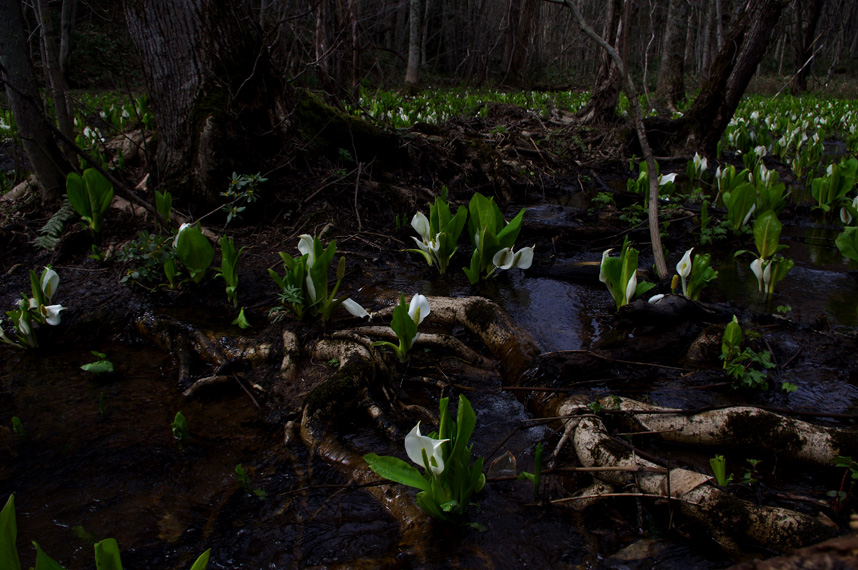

676,248,693,297
405,422,449,476
492,246,534,271
341,298,370,319
408,294,430,326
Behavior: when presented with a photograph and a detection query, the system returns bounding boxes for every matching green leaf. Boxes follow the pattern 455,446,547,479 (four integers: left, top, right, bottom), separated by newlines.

81,361,114,374
34,541,66,570
66,172,91,220
363,454,431,491
753,211,783,260
176,225,214,282
93,538,123,570
188,549,211,570
726,183,756,231
496,208,526,248
155,191,172,221
452,394,477,461
1,494,21,570
836,227,858,262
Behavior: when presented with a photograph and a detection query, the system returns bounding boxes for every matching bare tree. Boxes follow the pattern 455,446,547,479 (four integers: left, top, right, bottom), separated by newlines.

0,0,71,203
790,0,825,92
653,0,689,113
405,0,421,85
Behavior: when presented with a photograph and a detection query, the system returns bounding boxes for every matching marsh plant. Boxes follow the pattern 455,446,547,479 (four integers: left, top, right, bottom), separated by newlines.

709,455,733,486
372,293,429,362
408,191,467,274
627,159,677,197
364,394,486,522
66,168,114,234
81,351,114,374
171,411,190,449
268,234,370,321
2,494,211,570
0,267,66,349
463,192,533,284
674,248,718,301
599,237,655,309
736,211,794,296
810,157,857,213
720,315,777,390
215,237,245,307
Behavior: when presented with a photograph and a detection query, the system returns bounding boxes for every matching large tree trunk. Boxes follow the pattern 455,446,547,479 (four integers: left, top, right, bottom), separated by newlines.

653,0,689,114
0,0,71,203
645,0,789,155
34,0,75,159
124,0,286,206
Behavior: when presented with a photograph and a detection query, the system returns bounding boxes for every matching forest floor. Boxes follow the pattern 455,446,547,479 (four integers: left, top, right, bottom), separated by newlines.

2,102,858,569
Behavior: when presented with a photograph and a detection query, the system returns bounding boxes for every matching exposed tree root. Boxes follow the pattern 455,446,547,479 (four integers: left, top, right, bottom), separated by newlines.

569,414,838,553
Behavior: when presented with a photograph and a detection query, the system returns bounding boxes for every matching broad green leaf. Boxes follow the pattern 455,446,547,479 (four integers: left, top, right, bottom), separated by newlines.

34,541,66,570
94,538,122,570
1,494,21,570
83,169,115,228
722,316,742,359
753,211,783,259
726,183,756,231
188,549,211,570
452,395,477,464
176,225,214,282
66,172,91,220
836,227,858,261
496,208,526,248
364,454,430,491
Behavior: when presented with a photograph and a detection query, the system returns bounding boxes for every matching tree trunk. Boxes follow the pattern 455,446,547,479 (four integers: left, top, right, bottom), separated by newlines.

575,0,624,124
59,0,76,79
34,0,75,158
645,0,789,155
653,0,688,114
0,0,70,203
405,0,420,85
124,0,286,206
791,0,824,93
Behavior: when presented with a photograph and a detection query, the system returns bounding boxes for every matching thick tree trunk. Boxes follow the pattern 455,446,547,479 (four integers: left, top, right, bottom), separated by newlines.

653,0,689,114
0,0,70,203
645,0,789,155
124,0,285,206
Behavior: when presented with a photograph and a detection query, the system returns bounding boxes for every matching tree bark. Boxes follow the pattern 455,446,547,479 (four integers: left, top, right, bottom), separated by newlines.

0,0,70,203
124,0,285,206
645,0,790,155
790,0,824,93
405,0,420,85
575,0,624,124
34,0,75,158
653,0,689,114
59,0,76,79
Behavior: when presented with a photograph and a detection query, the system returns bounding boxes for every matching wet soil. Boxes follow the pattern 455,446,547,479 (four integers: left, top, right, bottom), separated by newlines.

2,106,858,568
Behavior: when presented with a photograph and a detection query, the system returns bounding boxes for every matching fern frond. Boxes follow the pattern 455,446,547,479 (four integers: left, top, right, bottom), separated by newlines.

34,198,76,250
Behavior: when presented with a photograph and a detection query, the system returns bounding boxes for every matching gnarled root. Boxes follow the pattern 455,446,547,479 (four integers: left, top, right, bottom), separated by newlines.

563,395,858,466
571,415,838,553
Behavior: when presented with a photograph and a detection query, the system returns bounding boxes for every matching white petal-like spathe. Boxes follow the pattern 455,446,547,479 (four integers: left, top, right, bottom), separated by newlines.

341,298,370,319
624,273,637,305
297,234,315,267
599,249,612,284
172,223,192,249
41,304,66,326
408,294,430,325
513,246,534,269
658,173,677,186
742,203,756,227
404,423,448,476
841,207,853,225
648,294,665,304
492,248,515,270
750,258,765,291
676,248,693,279
411,212,431,241
41,268,59,302
305,274,317,303
18,313,30,336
